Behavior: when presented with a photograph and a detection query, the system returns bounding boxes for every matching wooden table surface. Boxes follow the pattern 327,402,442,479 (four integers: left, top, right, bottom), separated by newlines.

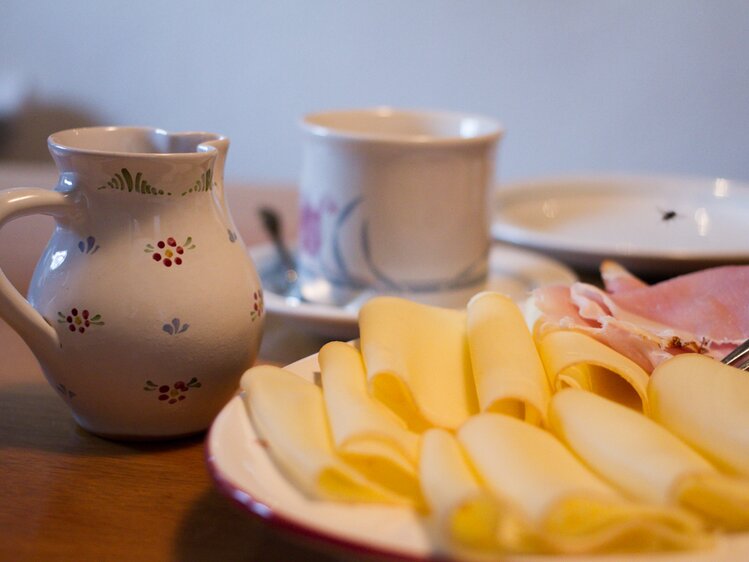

0,164,343,561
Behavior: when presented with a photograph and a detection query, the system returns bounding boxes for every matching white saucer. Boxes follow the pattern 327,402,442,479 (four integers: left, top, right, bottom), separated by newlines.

248,243,576,339
491,174,749,277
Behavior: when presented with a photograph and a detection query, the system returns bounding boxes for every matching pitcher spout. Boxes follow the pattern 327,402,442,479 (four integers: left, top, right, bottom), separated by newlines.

198,136,238,235
197,136,226,203
198,136,228,188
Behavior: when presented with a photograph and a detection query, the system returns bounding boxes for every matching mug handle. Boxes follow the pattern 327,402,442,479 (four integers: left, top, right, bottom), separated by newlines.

0,187,74,360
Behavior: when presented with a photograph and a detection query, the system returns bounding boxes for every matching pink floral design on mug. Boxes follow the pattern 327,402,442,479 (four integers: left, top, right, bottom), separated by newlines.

300,202,322,256
299,197,338,257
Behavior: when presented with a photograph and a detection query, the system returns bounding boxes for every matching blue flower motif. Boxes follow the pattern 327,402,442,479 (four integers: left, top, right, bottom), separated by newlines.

56,383,76,399
78,236,100,254
163,318,190,335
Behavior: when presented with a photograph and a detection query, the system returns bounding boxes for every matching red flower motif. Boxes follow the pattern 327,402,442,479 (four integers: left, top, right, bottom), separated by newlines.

145,236,195,266
251,289,264,321
144,377,201,404
57,308,104,333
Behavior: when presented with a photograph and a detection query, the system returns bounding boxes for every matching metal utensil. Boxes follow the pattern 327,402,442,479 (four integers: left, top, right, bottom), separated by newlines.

721,337,749,371
257,207,372,311
257,207,303,302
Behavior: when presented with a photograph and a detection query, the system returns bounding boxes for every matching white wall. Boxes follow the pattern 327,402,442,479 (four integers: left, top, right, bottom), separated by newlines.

2,0,748,184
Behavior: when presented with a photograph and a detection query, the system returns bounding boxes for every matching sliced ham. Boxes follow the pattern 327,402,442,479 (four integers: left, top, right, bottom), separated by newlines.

600,260,648,294
604,265,749,343
532,262,748,373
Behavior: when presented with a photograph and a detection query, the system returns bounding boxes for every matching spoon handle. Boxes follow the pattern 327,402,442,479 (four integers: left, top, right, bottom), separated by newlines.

258,207,296,271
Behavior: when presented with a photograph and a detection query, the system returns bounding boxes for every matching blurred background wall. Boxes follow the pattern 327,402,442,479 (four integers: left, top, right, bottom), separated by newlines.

1,0,748,185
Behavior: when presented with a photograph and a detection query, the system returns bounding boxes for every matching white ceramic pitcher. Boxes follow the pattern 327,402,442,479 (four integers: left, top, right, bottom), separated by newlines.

0,127,264,439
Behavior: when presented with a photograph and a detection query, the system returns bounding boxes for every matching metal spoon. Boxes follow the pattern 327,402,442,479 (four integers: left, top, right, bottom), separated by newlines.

257,207,303,302
257,207,370,310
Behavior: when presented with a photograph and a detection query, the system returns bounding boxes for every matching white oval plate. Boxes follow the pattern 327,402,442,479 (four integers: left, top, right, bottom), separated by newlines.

249,242,577,340
206,352,749,561
491,174,749,276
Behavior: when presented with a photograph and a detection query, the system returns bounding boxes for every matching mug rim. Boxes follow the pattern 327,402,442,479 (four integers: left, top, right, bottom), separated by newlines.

48,126,227,158
300,107,504,145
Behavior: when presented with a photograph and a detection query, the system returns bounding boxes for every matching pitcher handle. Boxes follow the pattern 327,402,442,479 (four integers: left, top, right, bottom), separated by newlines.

0,187,74,360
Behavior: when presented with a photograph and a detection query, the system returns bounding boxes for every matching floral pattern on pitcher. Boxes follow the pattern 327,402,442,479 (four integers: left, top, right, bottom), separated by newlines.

144,378,201,404
78,236,100,254
0,128,264,438
98,167,215,198
145,236,196,267
181,169,213,196
56,383,76,400
97,168,172,196
162,318,190,335
57,308,104,334
251,289,264,322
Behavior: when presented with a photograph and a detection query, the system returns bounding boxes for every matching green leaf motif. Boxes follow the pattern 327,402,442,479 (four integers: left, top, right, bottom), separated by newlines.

181,168,213,196
98,168,170,196
99,167,214,198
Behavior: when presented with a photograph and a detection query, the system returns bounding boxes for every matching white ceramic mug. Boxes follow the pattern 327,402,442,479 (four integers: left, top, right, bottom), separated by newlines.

297,107,504,307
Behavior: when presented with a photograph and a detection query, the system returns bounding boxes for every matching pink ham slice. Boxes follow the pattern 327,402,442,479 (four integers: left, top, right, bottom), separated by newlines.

533,261,747,373
600,260,648,294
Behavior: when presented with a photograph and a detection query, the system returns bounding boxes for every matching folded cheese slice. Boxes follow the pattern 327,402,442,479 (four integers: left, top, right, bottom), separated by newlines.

550,388,749,530
537,330,650,413
240,365,413,506
649,354,749,478
359,296,477,430
466,292,550,425
458,413,708,553
319,341,423,505
419,428,540,555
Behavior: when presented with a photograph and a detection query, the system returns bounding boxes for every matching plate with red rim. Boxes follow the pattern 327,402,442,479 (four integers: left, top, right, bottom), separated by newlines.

205,353,749,562
205,353,432,561
491,174,749,277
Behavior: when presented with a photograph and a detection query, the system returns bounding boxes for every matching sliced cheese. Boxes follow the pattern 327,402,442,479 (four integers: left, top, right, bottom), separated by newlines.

538,330,650,413
549,388,714,505
549,388,749,530
458,413,708,553
359,296,477,430
649,354,749,478
467,292,550,425
319,341,423,505
240,365,412,506
419,428,539,555
677,472,749,531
